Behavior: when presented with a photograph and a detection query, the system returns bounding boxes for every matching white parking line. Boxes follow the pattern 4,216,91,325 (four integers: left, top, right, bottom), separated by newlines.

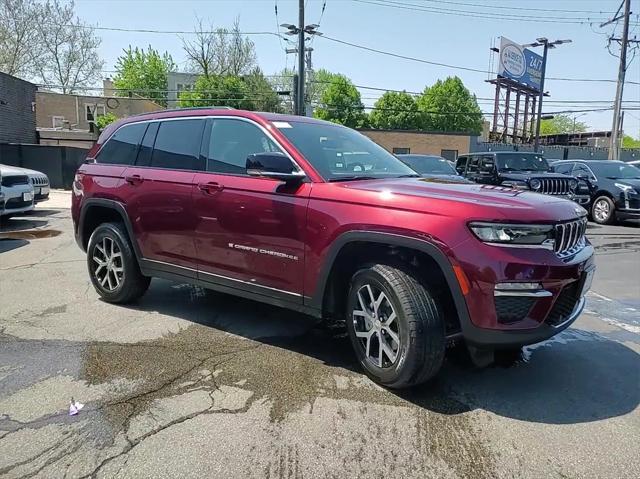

588,291,613,302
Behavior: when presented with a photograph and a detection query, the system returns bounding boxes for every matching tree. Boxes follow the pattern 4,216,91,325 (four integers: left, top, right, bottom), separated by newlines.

369,91,421,130
34,0,104,93
622,135,640,149
416,76,483,134
178,73,280,112
182,17,257,78
540,114,588,135
95,112,117,131
113,46,176,106
0,0,41,77
313,75,368,128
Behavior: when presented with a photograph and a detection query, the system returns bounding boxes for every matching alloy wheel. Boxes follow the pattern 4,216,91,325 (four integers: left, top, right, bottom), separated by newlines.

92,236,124,292
352,284,401,368
594,199,610,223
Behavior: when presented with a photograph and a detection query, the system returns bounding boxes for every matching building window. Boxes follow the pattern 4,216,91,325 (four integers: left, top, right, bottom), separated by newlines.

440,149,458,161
176,83,193,99
52,116,65,128
392,147,410,154
85,103,106,122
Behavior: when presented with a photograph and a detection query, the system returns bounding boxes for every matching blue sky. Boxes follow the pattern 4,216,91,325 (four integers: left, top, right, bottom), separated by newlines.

74,0,640,135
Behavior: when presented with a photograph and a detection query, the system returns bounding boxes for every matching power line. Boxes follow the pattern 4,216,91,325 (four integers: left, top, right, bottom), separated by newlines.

40,22,284,36
351,0,622,25
317,34,640,85
399,0,616,15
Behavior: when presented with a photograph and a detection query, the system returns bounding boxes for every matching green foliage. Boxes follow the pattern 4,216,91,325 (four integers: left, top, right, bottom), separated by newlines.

622,135,640,149
416,76,483,134
369,91,421,130
540,114,588,135
178,72,280,111
95,112,117,131
313,75,368,128
113,46,176,106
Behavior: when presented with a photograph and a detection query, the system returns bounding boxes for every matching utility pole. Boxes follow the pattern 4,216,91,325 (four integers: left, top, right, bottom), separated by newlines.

604,0,631,160
297,0,305,116
281,7,321,116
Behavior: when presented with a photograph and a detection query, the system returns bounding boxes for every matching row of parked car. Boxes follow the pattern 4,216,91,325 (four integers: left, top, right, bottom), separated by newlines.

0,165,51,219
397,152,640,225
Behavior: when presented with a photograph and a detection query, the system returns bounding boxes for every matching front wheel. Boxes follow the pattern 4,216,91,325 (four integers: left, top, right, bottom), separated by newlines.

87,222,150,303
591,196,615,225
346,263,445,388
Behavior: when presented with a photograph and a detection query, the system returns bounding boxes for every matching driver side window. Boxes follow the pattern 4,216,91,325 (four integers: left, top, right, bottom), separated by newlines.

207,119,284,175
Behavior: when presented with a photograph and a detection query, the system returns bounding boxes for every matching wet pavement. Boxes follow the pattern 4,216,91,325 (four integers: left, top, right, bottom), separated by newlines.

1,198,639,478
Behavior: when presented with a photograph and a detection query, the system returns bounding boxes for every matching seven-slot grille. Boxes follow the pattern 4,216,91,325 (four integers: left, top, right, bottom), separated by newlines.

30,176,49,186
554,217,587,257
1,175,29,187
538,178,571,195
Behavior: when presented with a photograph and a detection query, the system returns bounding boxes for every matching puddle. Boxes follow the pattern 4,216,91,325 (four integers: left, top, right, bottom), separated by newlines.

78,323,495,477
0,229,62,240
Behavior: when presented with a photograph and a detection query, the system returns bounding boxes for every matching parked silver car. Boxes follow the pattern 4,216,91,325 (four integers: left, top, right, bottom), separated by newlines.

0,165,36,218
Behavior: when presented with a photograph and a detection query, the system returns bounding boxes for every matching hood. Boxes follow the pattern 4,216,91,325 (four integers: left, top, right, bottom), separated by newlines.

499,172,574,181
13,167,46,177
420,174,471,184
331,178,585,222
0,164,30,177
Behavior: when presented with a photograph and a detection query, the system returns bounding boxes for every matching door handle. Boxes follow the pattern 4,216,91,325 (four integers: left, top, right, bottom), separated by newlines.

198,182,224,194
125,174,144,185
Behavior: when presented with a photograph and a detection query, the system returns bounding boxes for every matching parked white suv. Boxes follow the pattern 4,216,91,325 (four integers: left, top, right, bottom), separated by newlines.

0,165,36,218
19,167,50,202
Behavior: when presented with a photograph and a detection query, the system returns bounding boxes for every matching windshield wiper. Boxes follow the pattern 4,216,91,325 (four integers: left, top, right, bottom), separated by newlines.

396,174,421,178
328,176,377,182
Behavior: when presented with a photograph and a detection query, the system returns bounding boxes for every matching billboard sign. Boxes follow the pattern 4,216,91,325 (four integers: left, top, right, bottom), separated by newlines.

498,37,543,92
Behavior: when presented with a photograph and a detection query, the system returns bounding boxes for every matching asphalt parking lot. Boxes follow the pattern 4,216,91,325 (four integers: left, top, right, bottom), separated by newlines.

1,191,639,479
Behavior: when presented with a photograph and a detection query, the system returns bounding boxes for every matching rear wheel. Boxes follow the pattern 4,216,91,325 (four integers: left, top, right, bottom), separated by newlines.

87,222,150,303
346,263,445,388
592,196,615,225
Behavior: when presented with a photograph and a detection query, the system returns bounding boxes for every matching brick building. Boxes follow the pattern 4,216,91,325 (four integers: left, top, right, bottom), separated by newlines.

358,129,478,161
0,72,37,144
36,90,163,132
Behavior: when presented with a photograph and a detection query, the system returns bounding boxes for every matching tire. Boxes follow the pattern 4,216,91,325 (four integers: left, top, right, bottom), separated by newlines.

87,222,150,303
345,263,445,388
591,195,615,225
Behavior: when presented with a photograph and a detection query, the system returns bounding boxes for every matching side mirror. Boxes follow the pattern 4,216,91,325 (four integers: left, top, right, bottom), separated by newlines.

246,152,306,183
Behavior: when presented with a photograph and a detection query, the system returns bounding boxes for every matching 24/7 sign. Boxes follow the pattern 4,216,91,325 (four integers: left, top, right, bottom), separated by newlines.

498,37,543,92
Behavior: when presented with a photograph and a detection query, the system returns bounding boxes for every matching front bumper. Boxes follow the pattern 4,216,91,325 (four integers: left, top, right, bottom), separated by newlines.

455,239,595,348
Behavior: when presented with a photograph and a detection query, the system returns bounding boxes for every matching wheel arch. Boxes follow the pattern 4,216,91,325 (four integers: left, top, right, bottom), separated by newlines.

78,198,141,260
311,231,471,336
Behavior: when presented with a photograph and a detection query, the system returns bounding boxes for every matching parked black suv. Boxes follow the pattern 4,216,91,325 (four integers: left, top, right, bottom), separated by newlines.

551,159,640,224
456,152,589,205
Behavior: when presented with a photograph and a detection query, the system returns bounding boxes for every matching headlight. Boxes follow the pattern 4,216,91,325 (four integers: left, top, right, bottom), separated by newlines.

469,222,554,246
530,179,542,190
614,182,635,194
569,179,578,191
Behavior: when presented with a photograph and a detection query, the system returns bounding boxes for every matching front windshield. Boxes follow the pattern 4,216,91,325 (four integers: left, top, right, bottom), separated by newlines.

275,120,418,181
496,153,549,172
593,162,640,179
398,155,457,175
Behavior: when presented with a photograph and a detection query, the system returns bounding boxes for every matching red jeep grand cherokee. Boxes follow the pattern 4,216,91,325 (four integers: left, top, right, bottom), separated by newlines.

72,108,595,388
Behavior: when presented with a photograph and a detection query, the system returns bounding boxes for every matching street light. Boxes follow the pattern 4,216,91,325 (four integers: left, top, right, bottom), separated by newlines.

523,38,572,152
572,112,588,133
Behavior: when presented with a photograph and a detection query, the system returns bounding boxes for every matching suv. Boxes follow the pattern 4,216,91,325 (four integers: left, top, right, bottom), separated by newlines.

456,152,590,205
552,160,640,224
72,109,595,388
0,164,35,219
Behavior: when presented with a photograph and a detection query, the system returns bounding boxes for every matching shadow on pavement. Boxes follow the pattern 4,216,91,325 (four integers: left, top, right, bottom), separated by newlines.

112,278,640,425
0,238,29,253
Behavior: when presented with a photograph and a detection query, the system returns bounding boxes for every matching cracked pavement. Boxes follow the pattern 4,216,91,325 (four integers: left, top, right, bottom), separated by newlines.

0,194,639,478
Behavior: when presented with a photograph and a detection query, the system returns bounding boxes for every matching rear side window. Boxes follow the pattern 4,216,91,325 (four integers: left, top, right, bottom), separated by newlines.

150,119,205,171
456,156,468,174
135,122,159,167
97,123,147,165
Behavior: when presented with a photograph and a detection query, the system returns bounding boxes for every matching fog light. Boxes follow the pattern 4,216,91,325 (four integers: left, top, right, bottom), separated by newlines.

494,282,552,297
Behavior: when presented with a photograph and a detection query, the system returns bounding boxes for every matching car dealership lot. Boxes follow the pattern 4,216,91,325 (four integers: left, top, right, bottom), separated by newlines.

0,195,638,478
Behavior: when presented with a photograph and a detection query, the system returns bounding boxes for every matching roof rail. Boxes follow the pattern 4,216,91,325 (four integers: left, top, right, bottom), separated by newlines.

129,106,236,118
